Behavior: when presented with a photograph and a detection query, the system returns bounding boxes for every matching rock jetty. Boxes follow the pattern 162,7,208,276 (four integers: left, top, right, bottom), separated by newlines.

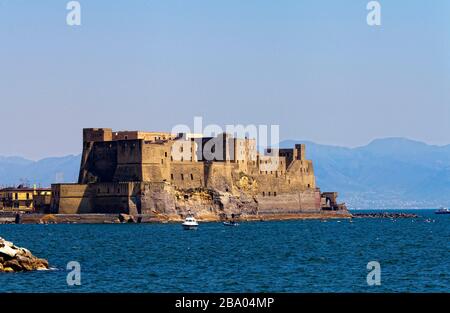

352,212,418,219
0,237,49,272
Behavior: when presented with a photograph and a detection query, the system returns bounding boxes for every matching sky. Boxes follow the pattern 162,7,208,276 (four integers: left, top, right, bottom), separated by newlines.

0,0,449,160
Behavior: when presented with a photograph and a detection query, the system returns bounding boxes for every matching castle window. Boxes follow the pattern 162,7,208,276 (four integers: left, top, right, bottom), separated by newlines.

268,192,271,196
165,152,168,157
161,159,164,164
274,192,277,197
181,174,184,180
262,192,265,197
26,193,30,200
171,174,174,180
190,174,194,180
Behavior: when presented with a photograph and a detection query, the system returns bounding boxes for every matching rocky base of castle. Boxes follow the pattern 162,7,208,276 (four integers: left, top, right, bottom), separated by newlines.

0,237,49,272
2,187,352,224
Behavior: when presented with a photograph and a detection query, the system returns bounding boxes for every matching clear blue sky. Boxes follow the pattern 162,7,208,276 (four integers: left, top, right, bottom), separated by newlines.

0,0,449,159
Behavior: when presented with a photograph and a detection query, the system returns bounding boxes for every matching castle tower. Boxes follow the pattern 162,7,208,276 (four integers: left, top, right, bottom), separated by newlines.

83,128,113,143
294,144,306,160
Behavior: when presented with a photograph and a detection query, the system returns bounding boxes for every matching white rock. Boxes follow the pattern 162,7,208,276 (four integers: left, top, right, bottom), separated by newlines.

0,245,17,257
3,240,14,247
19,247,32,256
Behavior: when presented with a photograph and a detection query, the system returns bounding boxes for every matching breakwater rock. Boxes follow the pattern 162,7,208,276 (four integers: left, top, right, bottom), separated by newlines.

9,211,352,224
0,237,49,272
352,212,418,219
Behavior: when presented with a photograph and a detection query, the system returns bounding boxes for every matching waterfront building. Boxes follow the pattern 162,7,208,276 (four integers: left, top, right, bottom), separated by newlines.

0,185,51,212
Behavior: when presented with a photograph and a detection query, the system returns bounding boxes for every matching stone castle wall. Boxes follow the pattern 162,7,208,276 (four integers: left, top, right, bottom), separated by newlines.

51,128,346,218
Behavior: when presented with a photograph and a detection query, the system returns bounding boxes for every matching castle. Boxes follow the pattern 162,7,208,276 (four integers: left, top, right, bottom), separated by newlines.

50,128,347,220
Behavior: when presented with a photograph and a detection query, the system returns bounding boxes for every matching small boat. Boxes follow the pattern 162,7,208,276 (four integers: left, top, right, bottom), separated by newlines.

182,215,198,230
435,207,450,215
223,221,239,227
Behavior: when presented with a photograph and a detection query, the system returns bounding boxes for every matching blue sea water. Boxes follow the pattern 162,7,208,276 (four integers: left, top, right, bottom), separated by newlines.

0,210,449,293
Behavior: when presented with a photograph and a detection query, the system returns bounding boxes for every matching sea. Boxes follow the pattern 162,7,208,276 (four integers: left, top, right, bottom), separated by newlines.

0,209,449,293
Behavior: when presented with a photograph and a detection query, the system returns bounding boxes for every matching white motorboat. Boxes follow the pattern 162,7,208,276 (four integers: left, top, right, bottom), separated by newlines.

182,215,198,230
435,207,450,215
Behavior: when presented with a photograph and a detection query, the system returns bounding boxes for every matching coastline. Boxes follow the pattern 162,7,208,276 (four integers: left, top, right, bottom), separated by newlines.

0,211,353,224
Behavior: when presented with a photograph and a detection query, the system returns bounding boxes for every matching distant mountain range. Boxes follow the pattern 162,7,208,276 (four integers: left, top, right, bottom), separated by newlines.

281,138,450,208
1,138,449,208
0,155,81,189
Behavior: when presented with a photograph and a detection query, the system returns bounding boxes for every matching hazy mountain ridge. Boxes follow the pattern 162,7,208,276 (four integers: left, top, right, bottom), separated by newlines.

0,155,81,188
1,138,449,208
281,138,450,208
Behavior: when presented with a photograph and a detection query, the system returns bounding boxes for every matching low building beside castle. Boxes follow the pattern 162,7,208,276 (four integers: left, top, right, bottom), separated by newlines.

0,185,51,212
50,128,348,220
